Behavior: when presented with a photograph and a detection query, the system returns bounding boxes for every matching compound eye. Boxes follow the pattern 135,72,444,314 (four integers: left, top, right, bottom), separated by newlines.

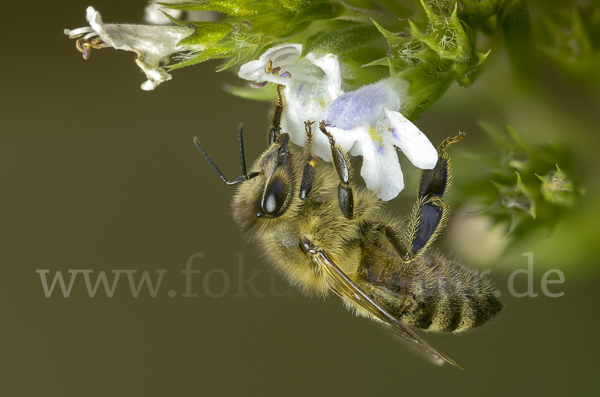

261,176,289,218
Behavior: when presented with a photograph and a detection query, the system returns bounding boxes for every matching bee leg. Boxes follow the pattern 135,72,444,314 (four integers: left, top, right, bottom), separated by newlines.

268,84,285,145
319,121,354,219
405,131,465,259
298,235,323,277
299,121,317,200
372,222,409,259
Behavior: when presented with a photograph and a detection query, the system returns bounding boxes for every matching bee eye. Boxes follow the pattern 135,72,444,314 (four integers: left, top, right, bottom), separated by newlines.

261,176,288,217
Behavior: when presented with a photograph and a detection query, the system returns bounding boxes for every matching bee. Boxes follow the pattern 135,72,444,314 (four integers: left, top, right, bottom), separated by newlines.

193,85,502,369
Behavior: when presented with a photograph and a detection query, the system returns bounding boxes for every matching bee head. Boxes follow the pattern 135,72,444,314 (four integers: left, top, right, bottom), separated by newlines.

230,132,299,237
194,125,299,236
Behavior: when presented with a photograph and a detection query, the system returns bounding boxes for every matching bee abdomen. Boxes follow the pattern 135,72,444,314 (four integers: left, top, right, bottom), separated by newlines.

398,257,502,333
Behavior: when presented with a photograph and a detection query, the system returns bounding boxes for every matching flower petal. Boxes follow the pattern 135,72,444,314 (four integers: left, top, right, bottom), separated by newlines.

385,108,438,170
305,52,342,100
64,26,94,38
238,44,344,152
324,80,399,130
238,44,305,86
351,137,405,201
144,2,183,24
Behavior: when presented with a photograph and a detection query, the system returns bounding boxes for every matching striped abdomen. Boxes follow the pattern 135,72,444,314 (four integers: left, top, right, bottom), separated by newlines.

358,250,502,333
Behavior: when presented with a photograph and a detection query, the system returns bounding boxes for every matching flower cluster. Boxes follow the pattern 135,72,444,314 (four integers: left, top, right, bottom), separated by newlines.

64,6,439,199
238,44,438,200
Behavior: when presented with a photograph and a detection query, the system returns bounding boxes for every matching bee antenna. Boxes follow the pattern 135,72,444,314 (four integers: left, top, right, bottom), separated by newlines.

193,124,261,186
237,123,249,176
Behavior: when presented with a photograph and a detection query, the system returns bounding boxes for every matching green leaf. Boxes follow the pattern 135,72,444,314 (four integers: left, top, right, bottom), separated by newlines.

290,2,347,25
502,0,533,81
516,173,536,219
217,44,266,71
301,25,380,57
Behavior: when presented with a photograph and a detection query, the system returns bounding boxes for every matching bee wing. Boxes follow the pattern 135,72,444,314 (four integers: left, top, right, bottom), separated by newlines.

313,249,462,369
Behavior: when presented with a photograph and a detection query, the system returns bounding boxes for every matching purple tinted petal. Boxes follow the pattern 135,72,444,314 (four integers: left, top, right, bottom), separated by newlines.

323,81,398,130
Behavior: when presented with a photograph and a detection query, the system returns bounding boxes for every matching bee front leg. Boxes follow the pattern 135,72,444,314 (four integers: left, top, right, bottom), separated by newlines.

319,121,354,219
299,121,318,200
405,131,465,259
268,84,285,145
298,235,324,277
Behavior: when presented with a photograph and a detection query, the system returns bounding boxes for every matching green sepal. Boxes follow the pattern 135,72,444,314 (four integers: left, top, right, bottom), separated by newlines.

160,9,190,26
223,82,277,101
454,50,490,87
169,46,233,70
372,19,404,49
397,46,455,120
371,20,423,71
301,25,380,57
158,1,260,17
516,173,536,219
362,57,390,68
217,44,266,72
410,0,473,63
537,165,578,208
488,173,536,237
176,22,232,47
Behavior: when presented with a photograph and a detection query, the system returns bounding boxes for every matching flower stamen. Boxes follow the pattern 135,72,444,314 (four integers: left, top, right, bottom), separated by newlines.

75,37,105,60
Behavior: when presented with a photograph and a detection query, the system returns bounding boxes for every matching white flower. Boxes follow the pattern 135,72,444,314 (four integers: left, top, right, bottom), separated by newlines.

144,1,217,25
65,7,202,90
238,44,438,201
145,1,184,25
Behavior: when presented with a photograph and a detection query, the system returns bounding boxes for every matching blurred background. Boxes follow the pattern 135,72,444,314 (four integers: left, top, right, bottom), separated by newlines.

1,0,598,395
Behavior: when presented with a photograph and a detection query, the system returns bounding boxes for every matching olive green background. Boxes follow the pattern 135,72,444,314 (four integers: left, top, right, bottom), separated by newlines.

2,1,599,396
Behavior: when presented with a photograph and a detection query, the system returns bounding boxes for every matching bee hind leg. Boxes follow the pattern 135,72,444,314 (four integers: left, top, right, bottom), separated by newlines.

318,121,354,219
405,131,465,259
372,222,409,259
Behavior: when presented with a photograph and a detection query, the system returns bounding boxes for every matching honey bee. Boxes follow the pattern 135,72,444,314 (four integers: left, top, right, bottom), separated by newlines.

193,85,502,368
